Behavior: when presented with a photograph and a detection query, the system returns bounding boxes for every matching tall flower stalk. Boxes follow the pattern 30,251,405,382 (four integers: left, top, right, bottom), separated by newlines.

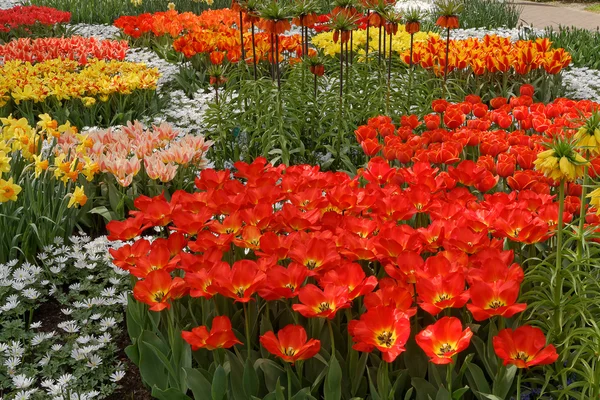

260,1,291,90
434,0,462,84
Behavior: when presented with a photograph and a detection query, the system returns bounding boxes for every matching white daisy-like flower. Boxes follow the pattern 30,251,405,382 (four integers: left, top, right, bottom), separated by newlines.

4,356,21,369
12,374,35,389
31,333,47,346
69,283,82,291
86,354,102,369
2,294,20,311
8,341,25,357
97,332,112,344
22,288,41,300
38,352,51,366
12,268,32,281
50,266,63,274
71,348,86,361
51,343,63,352
90,313,102,320
108,277,122,285
30,321,42,329
6,259,18,267
57,373,73,387
57,320,80,333
0,342,8,353
99,317,117,331
11,281,26,291
101,287,116,297
76,335,92,344
110,370,126,382
12,389,37,400
61,308,74,315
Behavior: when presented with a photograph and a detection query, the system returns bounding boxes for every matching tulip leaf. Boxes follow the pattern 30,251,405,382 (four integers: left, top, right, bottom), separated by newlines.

138,331,170,390
351,352,369,396
125,343,140,366
151,386,192,400
366,367,381,400
184,367,211,400
477,393,504,400
405,339,427,378
212,365,227,400
142,339,178,382
244,357,259,397
411,377,437,400
324,356,342,400
292,387,318,400
492,365,517,399
435,388,451,400
275,377,286,400
465,363,491,400
255,358,285,393
452,386,470,400
227,350,247,400
404,388,414,400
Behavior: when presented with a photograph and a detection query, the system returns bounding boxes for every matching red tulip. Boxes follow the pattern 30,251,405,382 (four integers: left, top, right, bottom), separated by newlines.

260,325,321,364
292,284,351,319
133,269,187,312
182,316,242,351
466,281,527,321
493,326,558,368
416,317,472,364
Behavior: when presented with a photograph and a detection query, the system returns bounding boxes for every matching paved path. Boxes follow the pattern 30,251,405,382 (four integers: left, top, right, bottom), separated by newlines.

515,1,600,30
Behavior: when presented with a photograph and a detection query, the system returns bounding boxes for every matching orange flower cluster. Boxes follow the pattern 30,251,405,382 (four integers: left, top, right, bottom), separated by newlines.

400,35,571,76
0,36,128,64
114,9,240,39
173,29,301,62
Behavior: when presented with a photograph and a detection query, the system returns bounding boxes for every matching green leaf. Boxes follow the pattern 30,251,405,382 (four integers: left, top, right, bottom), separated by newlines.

124,343,140,366
324,356,342,400
275,377,286,400
184,368,212,400
243,356,259,397
292,387,318,400
151,386,192,400
227,351,247,400
477,393,503,400
492,365,517,399
411,377,437,400
366,367,381,400
435,388,451,400
255,358,286,393
405,339,427,379
138,331,170,390
89,205,115,221
142,339,178,382
351,352,369,396
465,363,491,400
452,387,470,400
212,365,227,400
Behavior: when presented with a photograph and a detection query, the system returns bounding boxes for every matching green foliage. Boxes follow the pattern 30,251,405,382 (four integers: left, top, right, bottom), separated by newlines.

0,22,74,43
456,0,522,29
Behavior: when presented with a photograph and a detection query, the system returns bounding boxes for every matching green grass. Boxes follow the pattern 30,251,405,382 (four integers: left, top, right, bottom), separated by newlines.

585,3,600,13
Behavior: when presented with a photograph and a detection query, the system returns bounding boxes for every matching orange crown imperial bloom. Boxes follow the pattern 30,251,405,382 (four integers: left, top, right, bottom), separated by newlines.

133,269,188,311
349,306,411,363
405,21,420,34
182,316,242,351
292,284,351,319
436,15,458,29
260,325,321,364
493,326,558,368
415,317,473,364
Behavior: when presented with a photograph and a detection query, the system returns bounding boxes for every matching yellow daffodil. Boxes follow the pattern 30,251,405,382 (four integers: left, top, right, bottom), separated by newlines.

33,154,49,178
37,113,58,134
0,177,21,202
67,185,87,208
81,157,99,181
0,151,11,174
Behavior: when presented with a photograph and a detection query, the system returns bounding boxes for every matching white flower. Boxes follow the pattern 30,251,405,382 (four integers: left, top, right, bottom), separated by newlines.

38,352,51,366
2,294,20,311
50,266,63,274
0,343,8,353
12,268,32,281
71,348,85,361
30,321,42,329
31,333,47,346
57,320,80,333
11,281,25,291
99,317,117,331
76,335,92,344
86,354,102,369
61,308,74,315
90,313,102,320
101,287,116,297
4,356,21,369
97,333,112,344
69,283,82,291
110,370,126,382
8,341,24,357
51,343,64,352
22,288,41,300
12,374,35,389
12,389,37,400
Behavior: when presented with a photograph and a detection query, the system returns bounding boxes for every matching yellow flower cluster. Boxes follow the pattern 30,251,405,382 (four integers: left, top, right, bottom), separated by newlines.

311,27,437,58
534,145,588,182
0,59,160,107
0,114,90,207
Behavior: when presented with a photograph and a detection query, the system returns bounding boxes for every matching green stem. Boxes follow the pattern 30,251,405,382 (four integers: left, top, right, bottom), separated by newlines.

576,164,589,259
382,360,389,398
553,179,566,338
327,319,336,358
243,302,251,358
286,363,293,400
516,369,522,400
446,361,453,395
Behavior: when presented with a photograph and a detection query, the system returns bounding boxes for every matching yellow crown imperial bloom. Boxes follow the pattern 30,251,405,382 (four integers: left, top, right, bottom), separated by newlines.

534,138,588,182
574,112,600,155
67,186,88,209
0,177,21,202
168,2,175,10
587,187,600,214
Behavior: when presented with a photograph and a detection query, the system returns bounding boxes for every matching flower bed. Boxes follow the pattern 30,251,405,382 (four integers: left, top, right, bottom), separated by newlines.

0,5,71,40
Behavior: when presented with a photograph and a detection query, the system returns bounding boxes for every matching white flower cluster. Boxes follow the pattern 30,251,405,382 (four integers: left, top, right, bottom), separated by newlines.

69,24,122,41
0,234,128,400
562,67,600,103
151,88,215,134
450,26,543,41
0,0,21,10
394,0,436,13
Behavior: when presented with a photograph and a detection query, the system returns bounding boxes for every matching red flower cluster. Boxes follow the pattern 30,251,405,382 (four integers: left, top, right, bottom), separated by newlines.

0,5,70,32
107,147,567,363
0,36,128,64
